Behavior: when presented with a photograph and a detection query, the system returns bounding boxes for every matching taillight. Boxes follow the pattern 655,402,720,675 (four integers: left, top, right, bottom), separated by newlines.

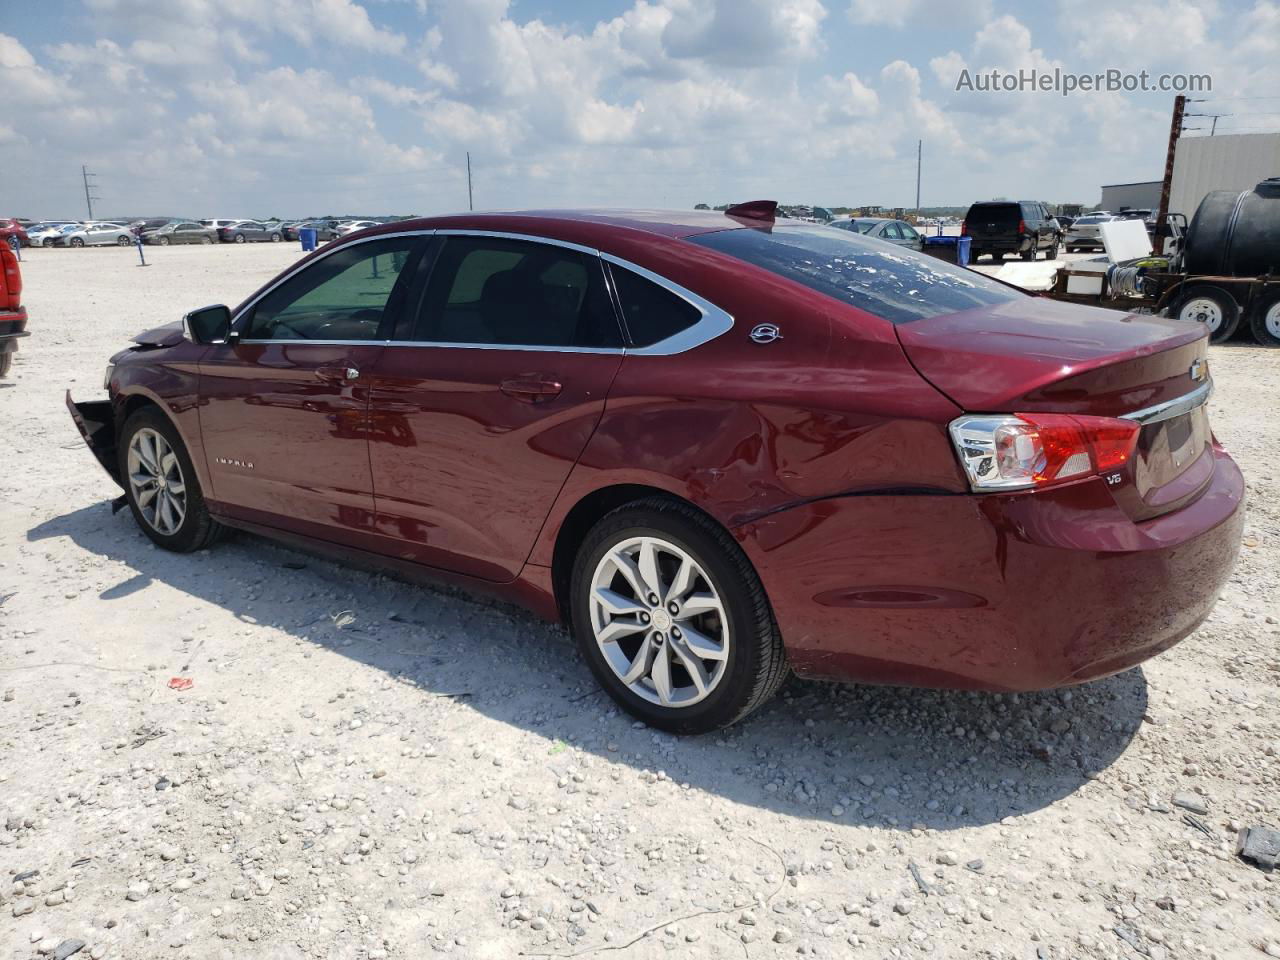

949,413,1139,491
1,245,20,311
1017,219,1027,234
960,221,967,236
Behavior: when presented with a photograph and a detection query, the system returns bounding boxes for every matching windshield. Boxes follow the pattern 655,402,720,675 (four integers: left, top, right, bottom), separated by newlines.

690,224,1021,324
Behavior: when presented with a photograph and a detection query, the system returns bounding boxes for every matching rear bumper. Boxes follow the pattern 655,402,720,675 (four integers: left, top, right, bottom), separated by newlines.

971,237,1035,253
738,444,1244,691
66,392,123,488
1,308,28,365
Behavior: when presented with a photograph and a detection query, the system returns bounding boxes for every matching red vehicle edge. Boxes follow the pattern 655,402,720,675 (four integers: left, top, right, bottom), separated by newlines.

0,242,28,377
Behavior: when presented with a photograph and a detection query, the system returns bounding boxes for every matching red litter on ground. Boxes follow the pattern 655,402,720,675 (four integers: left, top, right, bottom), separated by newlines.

168,677,194,691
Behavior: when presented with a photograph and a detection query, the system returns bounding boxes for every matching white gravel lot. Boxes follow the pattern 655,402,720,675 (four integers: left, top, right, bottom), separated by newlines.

1,243,1277,960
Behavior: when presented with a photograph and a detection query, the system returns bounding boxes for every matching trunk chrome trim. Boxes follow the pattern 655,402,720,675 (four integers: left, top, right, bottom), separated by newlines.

1122,379,1212,426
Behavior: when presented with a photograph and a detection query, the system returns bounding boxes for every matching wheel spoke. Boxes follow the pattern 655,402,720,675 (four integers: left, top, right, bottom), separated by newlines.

637,540,663,599
669,639,710,696
160,450,179,480
596,617,648,645
619,635,655,685
132,477,159,507
678,622,728,661
610,551,649,600
166,479,185,497
665,555,695,604
594,587,647,617
679,591,723,618
650,641,673,704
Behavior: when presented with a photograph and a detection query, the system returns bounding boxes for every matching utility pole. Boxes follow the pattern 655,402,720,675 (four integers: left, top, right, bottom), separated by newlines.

82,164,100,220
1155,95,1185,236
466,152,473,212
914,139,922,219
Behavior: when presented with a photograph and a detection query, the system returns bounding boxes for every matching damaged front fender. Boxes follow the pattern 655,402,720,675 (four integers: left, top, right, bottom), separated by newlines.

66,391,123,490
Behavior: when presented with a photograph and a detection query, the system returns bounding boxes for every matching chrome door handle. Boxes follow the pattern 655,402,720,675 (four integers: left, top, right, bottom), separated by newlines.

317,364,360,382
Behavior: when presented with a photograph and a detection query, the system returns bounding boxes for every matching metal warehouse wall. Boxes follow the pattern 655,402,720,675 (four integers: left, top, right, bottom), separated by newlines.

1170,132,1280,218
1099,182,1162,212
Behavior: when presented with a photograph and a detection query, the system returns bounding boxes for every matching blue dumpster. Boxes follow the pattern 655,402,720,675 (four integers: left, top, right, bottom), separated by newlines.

299,228,317,252
921,236,973,268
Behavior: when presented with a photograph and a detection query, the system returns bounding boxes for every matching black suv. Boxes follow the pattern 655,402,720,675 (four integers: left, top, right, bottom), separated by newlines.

962,201,1060,262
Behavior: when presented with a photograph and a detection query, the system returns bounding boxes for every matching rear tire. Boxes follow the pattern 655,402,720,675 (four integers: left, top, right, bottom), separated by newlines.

200,235,212,244
1020,246,1036,261
234,234,246,244
117,235,132,246
1047,239,1060,260
158,236,170,246
118,407,224,552
70,237,84,247
1249,291,1280,347
1170,285,1240,344
570,497,788,734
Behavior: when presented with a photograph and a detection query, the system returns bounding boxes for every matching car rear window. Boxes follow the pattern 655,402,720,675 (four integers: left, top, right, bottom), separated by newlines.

965,203,1021,224
688,225,1020,324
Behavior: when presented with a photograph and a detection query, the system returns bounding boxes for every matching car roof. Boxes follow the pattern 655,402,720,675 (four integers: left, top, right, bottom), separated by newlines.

373,208,763,243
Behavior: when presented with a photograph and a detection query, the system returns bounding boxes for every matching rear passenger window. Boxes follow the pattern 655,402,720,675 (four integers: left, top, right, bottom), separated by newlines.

609,266,702,347
412,236,622,348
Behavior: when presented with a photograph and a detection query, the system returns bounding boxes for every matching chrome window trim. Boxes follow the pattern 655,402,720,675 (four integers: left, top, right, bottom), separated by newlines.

226,226,734,356
600,253,735,356
1122,379,1212,425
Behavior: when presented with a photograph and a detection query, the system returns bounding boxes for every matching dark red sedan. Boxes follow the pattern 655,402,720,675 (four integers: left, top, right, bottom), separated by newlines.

68,203,1244,733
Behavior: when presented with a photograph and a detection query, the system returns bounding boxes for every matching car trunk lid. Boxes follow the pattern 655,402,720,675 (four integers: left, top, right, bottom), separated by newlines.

898,297,1213,520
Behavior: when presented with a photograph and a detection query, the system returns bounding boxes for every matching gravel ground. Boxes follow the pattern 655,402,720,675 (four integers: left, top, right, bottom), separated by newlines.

1,244,1277,960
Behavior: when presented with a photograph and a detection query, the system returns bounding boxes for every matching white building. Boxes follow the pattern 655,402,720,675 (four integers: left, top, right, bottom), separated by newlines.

1099,181,1162,212
1169,132,1280,218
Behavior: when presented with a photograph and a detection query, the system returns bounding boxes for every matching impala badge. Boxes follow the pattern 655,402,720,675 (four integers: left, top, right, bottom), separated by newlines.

1189,359,1207,382
749,323,783,345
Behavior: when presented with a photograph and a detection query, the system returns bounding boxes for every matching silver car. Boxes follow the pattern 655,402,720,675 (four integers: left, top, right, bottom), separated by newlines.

26,222,78,247
54,222,134,247
1064,214,1117,252
828,217,924,249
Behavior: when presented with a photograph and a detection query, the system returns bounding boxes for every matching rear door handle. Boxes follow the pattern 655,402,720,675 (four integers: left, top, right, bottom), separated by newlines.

316,363,360,382
500,377,563,403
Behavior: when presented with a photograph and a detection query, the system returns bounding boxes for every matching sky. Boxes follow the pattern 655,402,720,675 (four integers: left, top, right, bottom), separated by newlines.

2,0,1278,219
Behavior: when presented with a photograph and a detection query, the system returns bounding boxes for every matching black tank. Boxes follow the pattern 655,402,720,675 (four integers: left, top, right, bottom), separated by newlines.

1183,177,1280,277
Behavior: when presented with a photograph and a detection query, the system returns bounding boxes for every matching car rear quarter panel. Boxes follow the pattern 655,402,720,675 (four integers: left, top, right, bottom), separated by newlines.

529,247,967,567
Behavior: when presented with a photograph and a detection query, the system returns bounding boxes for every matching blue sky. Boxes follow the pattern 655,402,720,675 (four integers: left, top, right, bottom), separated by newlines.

2,0,1276,218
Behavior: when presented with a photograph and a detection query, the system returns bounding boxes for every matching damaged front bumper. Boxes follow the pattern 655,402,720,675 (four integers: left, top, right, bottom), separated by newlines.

66,391,124,491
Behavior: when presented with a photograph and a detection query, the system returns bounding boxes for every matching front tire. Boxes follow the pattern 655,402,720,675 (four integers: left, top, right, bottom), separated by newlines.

70,237,84,247
1171,285,1240,344
119,408,223,552
270,232,282,242
570,498,788,734
158,236,170,246
117,235,132,246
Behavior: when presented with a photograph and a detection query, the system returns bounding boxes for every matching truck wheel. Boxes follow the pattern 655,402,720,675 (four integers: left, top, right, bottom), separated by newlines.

1047,239,1060,260
1249,291,1280,347
1020,246,1036,261
1171,285,1240,344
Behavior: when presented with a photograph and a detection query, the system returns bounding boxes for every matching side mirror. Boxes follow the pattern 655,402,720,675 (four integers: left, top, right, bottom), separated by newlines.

184,304,232,344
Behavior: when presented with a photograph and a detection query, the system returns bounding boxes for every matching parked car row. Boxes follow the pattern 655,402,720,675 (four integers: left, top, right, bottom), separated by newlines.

4,216,406,249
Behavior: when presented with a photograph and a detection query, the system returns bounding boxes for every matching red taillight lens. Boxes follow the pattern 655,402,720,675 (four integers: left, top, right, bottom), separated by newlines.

950,413,1139,491
960,221,967,236
1,245,20,311
1017,219,1027,234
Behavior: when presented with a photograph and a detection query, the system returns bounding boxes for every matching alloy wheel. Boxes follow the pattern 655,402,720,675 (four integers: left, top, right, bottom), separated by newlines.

589,536,730,708
127,427,187,536
1179,296,1222,333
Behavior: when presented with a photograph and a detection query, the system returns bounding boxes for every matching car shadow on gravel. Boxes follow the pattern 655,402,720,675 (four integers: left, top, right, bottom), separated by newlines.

31,502,1149,832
